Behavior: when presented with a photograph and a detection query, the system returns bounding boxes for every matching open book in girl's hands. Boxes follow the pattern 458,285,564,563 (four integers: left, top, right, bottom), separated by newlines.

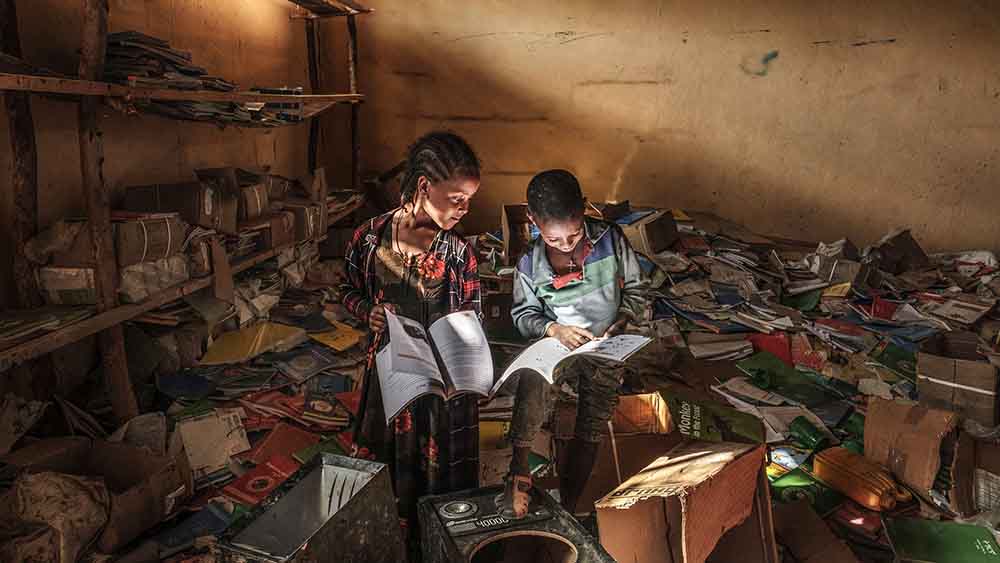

375,310,494,423
489,334,652,396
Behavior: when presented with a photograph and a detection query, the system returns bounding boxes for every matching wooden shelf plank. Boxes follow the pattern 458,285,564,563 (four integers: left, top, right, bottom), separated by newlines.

287,0,372,17
0,197,365,368
0,73,363,104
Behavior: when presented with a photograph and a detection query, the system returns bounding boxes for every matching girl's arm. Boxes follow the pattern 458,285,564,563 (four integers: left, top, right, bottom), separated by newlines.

340,225,374,322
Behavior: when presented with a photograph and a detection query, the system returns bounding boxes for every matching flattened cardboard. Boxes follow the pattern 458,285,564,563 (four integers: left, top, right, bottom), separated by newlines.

1,437,189,553
595,441,769,563
773,500,859,563
864,398,975,515
918,331,999,427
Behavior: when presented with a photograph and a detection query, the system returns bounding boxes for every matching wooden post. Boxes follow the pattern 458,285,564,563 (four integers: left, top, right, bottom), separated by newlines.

79,0,137,422
1,0,39,310
306,17,321,173
347,14,360,190
1,0,56,397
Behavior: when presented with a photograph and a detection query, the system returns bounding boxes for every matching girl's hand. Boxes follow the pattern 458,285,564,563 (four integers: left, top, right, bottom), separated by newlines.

547,323,594,350
370,303,395,332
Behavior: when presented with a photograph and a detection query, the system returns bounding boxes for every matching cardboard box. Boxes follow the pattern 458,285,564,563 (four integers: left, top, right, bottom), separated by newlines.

238,211,296,252
595,441,776,563
283,200,325,242
50,215,189,268
123,181,232,233
552,392,674,439
239,183,270,220
194,168,251,234
918,331,999,427
37,266,97,305
864,398,975,516
560,432,685,514
620,209,679,258
773,500,859,563
975,439,1000,512
1,437,190,553
501,203,533,266
294,194,329,233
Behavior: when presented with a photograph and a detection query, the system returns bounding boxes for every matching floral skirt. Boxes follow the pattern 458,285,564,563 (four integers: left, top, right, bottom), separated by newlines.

355,366,480,544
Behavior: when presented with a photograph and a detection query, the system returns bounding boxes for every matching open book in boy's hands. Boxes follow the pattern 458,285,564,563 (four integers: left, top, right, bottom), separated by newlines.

375,310,494,423
490,333,652,396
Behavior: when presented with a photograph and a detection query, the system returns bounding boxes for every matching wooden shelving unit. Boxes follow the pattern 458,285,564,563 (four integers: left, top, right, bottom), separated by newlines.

0,73,362,105
0,197,364,368
0,0,370,422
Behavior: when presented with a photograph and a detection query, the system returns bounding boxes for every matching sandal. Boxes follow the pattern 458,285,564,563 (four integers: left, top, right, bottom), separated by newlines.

495,474,533,519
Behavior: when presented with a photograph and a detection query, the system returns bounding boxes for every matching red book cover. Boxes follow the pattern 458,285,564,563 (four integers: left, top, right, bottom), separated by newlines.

248,422,321,466
748,332,793,366
222,455,300,506
335,391,362,418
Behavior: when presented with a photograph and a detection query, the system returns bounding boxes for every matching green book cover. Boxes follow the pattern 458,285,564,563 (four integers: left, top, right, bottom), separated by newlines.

663,392,765,444
770,467,844,516
871,340,917,382
293,438,346,464
885,518,1000,563
736,351,832,408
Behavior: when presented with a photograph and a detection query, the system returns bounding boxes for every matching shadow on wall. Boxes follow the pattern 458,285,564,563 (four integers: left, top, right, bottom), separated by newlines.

338,0,1000,252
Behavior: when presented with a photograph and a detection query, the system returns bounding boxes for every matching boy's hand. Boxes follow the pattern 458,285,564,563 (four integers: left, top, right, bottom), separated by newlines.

547,323,594,350
369,304,395,333
602,316,629,338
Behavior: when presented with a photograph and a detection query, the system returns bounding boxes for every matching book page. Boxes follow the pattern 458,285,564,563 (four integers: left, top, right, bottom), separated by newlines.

375,347,445,423
375,311,446,423
492,337,571,395
428,310,494,396
564,334,651,364
385,310,442,378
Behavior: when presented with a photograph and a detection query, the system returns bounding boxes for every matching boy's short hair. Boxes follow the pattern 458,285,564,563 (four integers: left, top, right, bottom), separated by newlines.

526,169,585,223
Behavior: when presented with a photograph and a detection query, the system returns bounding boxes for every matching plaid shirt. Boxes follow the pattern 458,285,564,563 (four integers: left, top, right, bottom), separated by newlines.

341,211,482,327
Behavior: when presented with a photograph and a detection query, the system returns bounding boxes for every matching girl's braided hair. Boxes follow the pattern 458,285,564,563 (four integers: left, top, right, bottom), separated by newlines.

399,131,481,206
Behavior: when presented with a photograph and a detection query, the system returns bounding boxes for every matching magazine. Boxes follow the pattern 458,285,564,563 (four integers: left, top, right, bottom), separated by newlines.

490,334,651,395
375,310,493,422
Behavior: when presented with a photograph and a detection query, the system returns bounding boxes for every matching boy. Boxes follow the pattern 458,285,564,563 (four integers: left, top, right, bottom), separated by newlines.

500,169,648,517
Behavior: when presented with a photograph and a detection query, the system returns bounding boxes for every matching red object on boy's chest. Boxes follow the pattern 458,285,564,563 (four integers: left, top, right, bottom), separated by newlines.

552,270,583,289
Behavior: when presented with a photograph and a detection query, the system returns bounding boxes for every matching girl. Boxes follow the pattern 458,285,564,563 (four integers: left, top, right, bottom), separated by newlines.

340,131,483,549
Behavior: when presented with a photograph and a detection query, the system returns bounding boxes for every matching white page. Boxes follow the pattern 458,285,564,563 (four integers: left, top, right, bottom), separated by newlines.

493,337,571,395
428,310,494,396
375,311,446,423
375,347,444,423
757,406,837,443
564,334,651,364
714,377,787,406
385,310,442,378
